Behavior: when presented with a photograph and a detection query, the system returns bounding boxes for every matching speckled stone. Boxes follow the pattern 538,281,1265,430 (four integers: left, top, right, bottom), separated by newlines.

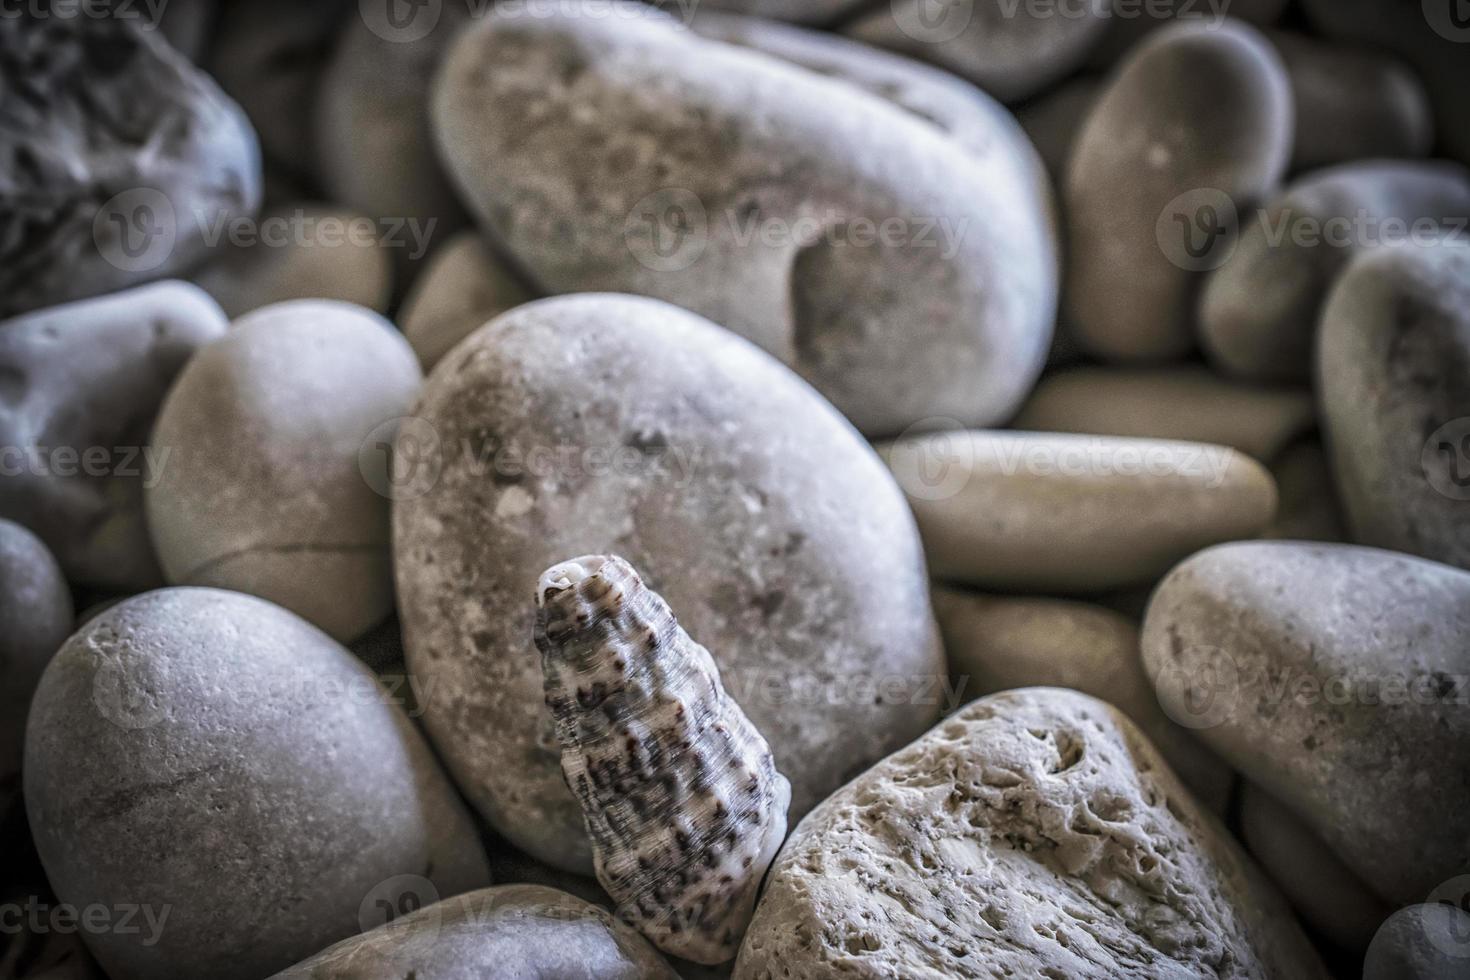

271,885,678,980
0,12,260,317
146,300,421,642
842,0,1108,104
433,3,1056,436
24,588,491,980
191,202,395,318
394,293,943,873
1319,242,1470,571
1200,160,1470,381
399,231,534,372
1142,541,1470,904
1363,904,1470,980
932,588,1233,814
880,431,1277,593
734,688,1326,979
0,519,72,808
1237,781,1391,953
0,281,228,590
1013,366,1316,461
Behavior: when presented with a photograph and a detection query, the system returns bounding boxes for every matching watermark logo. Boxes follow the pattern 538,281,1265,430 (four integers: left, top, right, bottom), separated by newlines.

358,874,440,939
884,418,976,502
1425,876,1470,957
1151,646,1239,730
0,898,171,948
624,187,708,273
893,0,973,43
1156,188,1240,272
94,188,176,275
359,0,443,43
1424,0,1470,42
1423,418,1470,501
359,416,444,502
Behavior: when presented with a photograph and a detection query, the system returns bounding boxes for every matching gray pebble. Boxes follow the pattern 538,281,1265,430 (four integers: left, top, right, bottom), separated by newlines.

399,231,534,372
1364,904,1470,980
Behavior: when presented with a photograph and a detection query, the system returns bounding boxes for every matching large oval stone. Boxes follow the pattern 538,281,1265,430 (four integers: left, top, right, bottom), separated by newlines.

394,293,943,873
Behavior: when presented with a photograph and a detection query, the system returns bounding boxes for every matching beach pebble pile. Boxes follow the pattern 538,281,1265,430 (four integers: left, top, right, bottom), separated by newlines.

3,1,1467,977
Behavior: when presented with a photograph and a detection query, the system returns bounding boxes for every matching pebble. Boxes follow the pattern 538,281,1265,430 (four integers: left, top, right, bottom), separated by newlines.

1141,541,1470,904
1267,30,1432,173
734,687,1327,979
393,293,944,873
24,588,491,980
146,300,422,642
1086,0,1288,68
841,0,1108,104
1199,160,1470,381
207,0,350,178
398,231,533,372
1238,780,1391,953
314,5,474,284
880,431,1277,593
0,520,72,810
1065,21,1293,361
932,588,1233,813
1301,0,1470,167
271,885,678,979
432,4,1056,436
1013,365,1316,461
0,281,228,590
1363,904,1470,980
1319,241,1470,570
192,202,395,318
0,13,260,318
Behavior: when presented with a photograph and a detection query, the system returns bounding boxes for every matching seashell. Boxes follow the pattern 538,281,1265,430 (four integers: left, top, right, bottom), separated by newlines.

534,555,791,965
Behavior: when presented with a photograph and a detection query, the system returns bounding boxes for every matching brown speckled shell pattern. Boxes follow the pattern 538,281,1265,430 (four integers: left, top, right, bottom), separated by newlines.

534,556,792,965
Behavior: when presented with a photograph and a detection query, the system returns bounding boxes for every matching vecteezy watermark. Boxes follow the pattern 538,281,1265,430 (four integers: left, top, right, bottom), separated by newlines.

623,188,973,273
1152,647,1470,730
1424,0,1470,43
884,420,1241,504
1157,189,1470,270
0,444,171,488
1425,875,1470,957
358,875,441,938
358,416,705,502
0,898,171,948
889,0,1238,45
92,192,439,274
0,0,170,24
1423,418,1470,501
357,0,697,43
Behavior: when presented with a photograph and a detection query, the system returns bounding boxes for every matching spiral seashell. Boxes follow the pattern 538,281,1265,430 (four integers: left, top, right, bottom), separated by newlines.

534,555,792,965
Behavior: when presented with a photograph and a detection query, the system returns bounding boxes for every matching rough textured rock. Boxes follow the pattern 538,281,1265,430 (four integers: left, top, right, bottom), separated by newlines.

881,431,1277,593
1013,366,1315,461
1267,30,1432,173
1142,541,1470,904
1319,242,1470,570
0,520,72,809
271,885,678,980
1238,781,1390,953
1300,0,1470,167
1363,904,1470,980
433,3,1056,436
1261,440,1345,543
191,202,395,317
0,11,260,318
1200,160,1470,381
1065,20,1292,361
400,231,534,372
206,0,349,177
842,0,1109,104
0,281,228,590
315,5,475,283
146,300,421,642
24,588,491,980
537,555,789,964
394,294,943,873
734,688,1326,979
932,588,1233,814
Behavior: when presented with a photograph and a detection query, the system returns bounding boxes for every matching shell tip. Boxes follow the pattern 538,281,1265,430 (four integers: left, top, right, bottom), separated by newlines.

537,555,612,606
